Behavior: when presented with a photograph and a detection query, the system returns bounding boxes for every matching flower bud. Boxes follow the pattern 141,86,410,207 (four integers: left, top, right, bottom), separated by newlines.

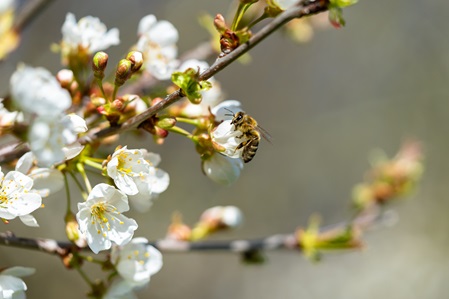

65,212,87,248
56,69,74,88
156,117,177,129
115,59,132,86
111,98,125,111
155,127,169,138
92,51,109,79
214,14,227,34
126,51,144,73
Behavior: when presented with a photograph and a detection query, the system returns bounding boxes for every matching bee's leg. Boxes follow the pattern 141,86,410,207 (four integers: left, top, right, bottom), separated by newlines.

233,139,250,154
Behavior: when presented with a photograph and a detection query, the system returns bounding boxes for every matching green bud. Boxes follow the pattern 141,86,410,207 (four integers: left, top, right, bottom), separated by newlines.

92,52,108,79
328,6,346,28
156,117,177,129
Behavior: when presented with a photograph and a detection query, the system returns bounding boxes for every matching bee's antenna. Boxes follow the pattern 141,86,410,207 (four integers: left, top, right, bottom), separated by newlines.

223,108,235,117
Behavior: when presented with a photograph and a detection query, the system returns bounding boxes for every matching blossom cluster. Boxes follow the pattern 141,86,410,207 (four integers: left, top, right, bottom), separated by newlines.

0,2,293,296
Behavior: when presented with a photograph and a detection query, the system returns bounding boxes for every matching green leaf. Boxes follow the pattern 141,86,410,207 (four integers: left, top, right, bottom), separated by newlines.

171,68,212,104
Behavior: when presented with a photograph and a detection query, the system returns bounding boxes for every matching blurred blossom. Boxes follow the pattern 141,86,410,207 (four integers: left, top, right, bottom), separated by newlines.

202,153,243,185
103,279,137,299
28,113,87,167
0,0,18,61
107,147,169,212
0,266,35,299
15,152,64,198
111,237,163,287
61,13,119,54
10,66,71,118
200,206,243,228
76,184,138,254
136,14,179,80
0,98,22,128
0,167,42,226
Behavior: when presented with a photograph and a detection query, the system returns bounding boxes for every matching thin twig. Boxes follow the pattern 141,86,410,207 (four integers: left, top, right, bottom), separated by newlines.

0,231,297,254
0,206,390,255
78,0,329,145
13,0,55,32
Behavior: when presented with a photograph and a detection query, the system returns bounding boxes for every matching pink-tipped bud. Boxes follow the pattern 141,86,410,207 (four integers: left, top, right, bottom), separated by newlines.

214,14,227,34
56,69,74,88
126,51,144,73
115,59,132,86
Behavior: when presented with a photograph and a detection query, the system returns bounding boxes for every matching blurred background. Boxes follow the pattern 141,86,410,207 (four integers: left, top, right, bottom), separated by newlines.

1,0,449,298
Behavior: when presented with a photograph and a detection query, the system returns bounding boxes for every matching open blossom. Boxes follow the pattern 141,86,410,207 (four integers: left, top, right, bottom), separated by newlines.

76,183,138,254
111,238,163,287
0,266,35,299
210,101,248,159
15,152,64,198
29,113,87,167
107,147,169,212
0,167,42,224
10,65,71,117
136,14,179,80
61,13,119,54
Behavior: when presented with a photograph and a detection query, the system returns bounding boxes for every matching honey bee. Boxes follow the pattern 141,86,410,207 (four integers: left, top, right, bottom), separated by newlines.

228,110,270,163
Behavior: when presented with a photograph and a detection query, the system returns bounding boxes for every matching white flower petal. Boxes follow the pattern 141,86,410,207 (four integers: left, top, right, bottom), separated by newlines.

76,184,138,254
202,154,243,185
19,214,39,227
15,152,34,174
2,267,35,278
10,65,71,117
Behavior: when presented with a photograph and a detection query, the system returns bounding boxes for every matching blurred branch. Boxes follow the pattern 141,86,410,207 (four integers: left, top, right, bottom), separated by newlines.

13,0,55,32
0,206,386,255
78,0,329,145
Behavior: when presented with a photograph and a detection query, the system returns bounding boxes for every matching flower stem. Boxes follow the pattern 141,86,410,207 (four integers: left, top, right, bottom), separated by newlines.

63,172,71,215
76,163,92,194
166,126,193,138
69,171,88,200
176,117,203,126
111,84,119,103
94,77,107,99
75,264,94,288
231,2,252,31
248,12,269,29
84,159,103,171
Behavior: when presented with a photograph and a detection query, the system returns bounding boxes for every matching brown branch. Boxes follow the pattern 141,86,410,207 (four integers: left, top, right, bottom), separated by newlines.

0,205,391,255
78,0,329,145
13,0,55,32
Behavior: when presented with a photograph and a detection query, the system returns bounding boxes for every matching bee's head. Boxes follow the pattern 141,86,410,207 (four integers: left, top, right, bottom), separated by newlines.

230,111,245,126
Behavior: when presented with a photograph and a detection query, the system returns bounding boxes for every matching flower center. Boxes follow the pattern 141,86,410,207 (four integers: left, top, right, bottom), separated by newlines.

117,152,132,174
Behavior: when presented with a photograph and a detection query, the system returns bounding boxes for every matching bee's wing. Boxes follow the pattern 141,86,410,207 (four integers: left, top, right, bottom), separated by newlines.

256,125,272,144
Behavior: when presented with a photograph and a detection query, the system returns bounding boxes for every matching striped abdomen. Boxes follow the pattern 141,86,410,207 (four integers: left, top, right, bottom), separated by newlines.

242,137,259,163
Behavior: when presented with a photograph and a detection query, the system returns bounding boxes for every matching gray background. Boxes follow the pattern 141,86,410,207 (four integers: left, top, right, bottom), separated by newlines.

1,0,449,298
